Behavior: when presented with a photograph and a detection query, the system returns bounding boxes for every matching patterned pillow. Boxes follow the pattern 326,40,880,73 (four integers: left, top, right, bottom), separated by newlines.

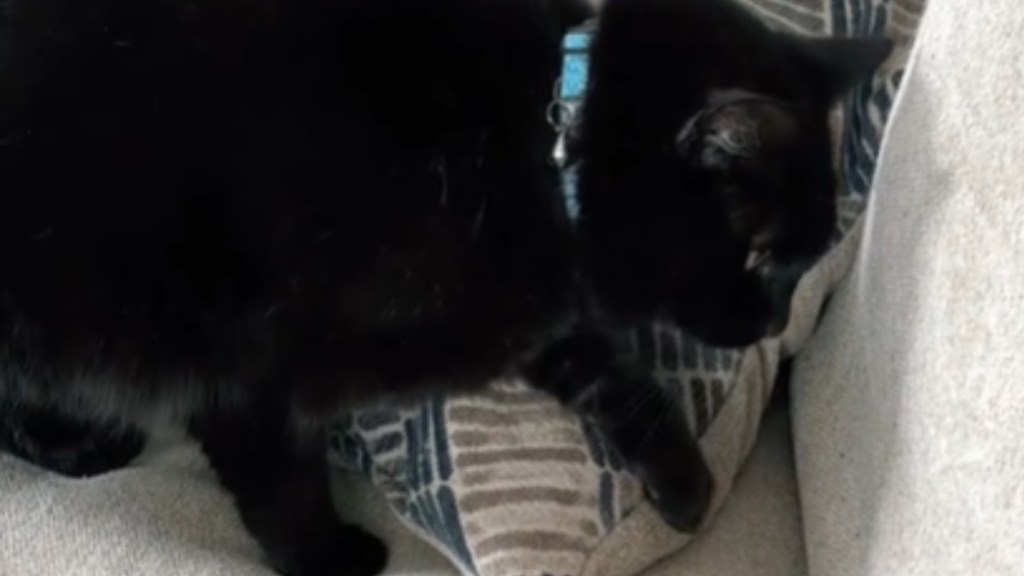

329,1,926,575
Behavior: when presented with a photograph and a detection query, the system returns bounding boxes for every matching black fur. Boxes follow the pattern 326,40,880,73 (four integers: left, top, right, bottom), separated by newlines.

575,0,891,344
0,0,889,574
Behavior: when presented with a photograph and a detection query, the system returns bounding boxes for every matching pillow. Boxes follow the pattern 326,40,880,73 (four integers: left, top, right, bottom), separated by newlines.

329,1,925,575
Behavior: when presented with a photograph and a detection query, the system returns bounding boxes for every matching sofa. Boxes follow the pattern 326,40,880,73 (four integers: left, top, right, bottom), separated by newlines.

3,0,1023,574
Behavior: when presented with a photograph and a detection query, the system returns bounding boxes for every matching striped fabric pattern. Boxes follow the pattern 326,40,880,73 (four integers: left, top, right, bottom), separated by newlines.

329,1,926,574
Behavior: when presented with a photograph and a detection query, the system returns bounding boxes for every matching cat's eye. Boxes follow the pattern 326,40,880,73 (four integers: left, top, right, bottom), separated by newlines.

676,92,799,172
676,104,757,171
674,113,704,159
745,248,773,272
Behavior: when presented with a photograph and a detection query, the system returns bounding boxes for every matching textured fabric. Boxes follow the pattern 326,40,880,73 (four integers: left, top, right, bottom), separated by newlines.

329,1,923,575
0,432,462,576
0,433,273,576
791,1,1024,574
335,402,807,576
0,402,806,576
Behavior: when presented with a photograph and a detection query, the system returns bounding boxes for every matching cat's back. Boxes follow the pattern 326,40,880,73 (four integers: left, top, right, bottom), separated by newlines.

0,0,574,393
0,0,566,271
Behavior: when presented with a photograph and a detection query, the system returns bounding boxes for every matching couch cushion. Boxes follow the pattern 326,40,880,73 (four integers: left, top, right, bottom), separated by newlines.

336,402,806,576
0,437,273,576
791,1,1024,574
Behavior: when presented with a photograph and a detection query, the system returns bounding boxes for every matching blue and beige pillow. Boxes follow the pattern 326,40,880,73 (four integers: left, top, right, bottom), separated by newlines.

330,1,925,574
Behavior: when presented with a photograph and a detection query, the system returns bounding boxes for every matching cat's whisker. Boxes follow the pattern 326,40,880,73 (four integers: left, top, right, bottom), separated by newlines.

745,248,772,271
432,157,449,206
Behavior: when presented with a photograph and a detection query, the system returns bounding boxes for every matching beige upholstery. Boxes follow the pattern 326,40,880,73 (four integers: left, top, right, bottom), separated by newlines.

791,1,1024,574
0,434,272,576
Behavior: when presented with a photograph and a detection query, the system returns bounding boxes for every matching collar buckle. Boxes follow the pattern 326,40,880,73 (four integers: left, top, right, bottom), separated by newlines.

548,19,597,169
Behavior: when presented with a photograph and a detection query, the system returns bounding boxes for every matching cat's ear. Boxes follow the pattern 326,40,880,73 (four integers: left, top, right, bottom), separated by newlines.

551,0,596,35
799,37,893,99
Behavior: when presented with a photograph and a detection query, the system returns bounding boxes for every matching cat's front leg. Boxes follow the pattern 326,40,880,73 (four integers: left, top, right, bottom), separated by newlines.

525,328,713,532
192,406,388,576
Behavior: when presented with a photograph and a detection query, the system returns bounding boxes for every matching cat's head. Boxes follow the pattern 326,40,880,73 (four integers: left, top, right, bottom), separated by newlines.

575,0,891,346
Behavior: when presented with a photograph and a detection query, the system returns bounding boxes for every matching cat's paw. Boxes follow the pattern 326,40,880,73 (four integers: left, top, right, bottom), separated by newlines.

275,523,388,576
639,455,714,533
337,525,389,576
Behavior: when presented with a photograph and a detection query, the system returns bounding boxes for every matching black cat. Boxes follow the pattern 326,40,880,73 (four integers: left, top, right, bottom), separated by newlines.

0,0,889,574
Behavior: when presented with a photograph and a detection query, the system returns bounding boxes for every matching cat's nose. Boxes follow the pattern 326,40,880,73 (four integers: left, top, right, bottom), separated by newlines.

755,258,811,338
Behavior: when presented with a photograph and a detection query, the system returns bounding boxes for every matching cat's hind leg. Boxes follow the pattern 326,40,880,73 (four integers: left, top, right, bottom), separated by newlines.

192,405,388,576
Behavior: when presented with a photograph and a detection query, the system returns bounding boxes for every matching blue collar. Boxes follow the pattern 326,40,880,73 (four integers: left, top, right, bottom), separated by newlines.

549,20,597,223
558,23,596,104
